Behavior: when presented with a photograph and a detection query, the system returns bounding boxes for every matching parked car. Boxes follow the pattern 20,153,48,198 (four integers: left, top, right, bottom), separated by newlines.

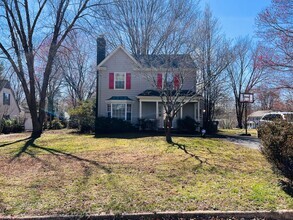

257,112,293,138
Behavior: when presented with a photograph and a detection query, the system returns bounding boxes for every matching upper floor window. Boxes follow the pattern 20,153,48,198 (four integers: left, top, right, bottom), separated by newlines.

157,73,179,90
109,72,131,90
115,72,125,89
3,92,10,105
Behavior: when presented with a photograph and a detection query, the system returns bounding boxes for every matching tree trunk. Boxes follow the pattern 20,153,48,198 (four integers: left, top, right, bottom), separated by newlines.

165,116,173,143
235,102,244,129
31,119,43,138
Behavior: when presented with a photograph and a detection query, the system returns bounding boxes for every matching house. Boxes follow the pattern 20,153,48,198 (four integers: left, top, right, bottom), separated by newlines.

96,37,203,129
0,79,20,120
247,110,273,128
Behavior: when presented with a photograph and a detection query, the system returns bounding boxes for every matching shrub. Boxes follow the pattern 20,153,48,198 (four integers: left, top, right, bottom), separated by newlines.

138,118,157,131
259,121,293,184
95,117,135,133
49,119,63,130
0,118,24,134
177,116,199,133
69,100,95,133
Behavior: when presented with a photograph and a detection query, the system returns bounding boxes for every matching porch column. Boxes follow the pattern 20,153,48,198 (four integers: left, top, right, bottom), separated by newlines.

180,105,183,119
156,101,159,119
198,102,200,120
139,100,142,118
194,103,197,120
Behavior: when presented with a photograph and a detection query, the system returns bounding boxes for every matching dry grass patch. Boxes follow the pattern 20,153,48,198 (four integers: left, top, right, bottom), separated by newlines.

0,130,292,216
218,129,258,137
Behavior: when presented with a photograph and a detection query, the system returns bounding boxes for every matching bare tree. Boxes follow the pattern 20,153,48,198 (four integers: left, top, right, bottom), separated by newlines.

59,33,96,108
0,0,101,138
256,0,293,73
142,54,198,143
192,6,231,130
228,37,265,128
97,0,199,57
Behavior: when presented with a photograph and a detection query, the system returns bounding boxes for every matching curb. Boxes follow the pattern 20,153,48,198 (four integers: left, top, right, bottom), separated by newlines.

1,210,293,220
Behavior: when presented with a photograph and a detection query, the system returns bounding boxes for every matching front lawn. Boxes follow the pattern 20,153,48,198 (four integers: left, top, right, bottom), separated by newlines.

0,130,292,216
218,128,258,137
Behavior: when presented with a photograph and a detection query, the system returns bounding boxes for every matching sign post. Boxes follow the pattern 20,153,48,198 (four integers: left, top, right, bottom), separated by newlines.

240,93,254,136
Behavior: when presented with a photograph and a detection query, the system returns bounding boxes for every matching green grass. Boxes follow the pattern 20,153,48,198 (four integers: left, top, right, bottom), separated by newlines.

0,130,292,216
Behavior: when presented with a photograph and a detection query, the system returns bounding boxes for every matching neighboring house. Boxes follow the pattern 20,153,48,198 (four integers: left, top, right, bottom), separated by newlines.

0,79,20,120
96,39,202,129
247,110,273,128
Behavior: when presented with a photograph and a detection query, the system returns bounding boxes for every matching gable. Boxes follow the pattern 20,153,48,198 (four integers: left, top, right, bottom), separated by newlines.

97,46,141,70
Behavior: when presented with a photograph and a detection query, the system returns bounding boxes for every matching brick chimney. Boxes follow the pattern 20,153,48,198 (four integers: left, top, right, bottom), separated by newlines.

97,35,106,65
95,35,106,136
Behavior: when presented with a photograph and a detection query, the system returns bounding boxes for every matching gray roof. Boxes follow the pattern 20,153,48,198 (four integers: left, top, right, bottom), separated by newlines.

0,79,11,91
138,89,196,97
107,96,133,101
136,54,196,69
248,110,273,118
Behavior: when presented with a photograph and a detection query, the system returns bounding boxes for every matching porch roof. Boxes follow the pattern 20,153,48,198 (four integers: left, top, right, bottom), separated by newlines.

107,96,133,101
138,89,197,97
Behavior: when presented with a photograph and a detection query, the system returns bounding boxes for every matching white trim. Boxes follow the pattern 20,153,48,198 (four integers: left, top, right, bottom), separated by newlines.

105,99,134,104
139,100,142,119
198,102,200,120
114,72,126,90
156,101,159,119
97,46,142,69
108,102,132,122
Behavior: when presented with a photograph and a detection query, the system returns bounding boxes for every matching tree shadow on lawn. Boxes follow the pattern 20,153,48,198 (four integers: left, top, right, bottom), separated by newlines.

0,137,31,148
172,141,209,170
93,131,165,139
279,180,293,197
8,138,111,174
93,131,201,139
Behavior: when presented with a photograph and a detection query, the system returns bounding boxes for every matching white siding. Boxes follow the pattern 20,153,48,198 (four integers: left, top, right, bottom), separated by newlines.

98,47,199,125
0,88,20,118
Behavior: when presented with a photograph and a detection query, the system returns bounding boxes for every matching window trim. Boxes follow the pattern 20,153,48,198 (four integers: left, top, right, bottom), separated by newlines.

106,100,133,122
114,72,126,90
3,92,10,105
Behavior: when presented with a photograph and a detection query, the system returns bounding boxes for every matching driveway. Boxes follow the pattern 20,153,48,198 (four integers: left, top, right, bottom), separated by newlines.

213,133,261,150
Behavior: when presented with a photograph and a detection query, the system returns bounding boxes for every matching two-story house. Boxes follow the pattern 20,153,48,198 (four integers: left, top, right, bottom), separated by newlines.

96,38,203,129
0,79,20,120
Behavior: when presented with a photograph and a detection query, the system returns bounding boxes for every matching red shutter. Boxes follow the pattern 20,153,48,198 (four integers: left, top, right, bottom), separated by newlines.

109,73,114,89
126,73,131,89
174,74,180,90
157,73,162,89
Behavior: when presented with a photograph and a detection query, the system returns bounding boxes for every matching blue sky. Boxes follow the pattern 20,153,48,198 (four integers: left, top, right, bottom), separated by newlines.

200,0,271,39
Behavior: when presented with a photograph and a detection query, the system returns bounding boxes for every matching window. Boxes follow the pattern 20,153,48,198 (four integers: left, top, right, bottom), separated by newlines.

157,73,179,89
166,72,174,88
3,92,10,105
107,103,132,121
127,104,131,121
115,72,125,89
284,113,293,122
112,104,125,119
107,104,111,118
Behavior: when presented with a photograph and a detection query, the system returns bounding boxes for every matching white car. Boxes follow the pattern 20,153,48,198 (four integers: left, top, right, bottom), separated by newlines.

259,112,293,125
258,112,293,138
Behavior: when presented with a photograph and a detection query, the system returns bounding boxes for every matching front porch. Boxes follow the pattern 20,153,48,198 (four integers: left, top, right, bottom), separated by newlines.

137,92,202,129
